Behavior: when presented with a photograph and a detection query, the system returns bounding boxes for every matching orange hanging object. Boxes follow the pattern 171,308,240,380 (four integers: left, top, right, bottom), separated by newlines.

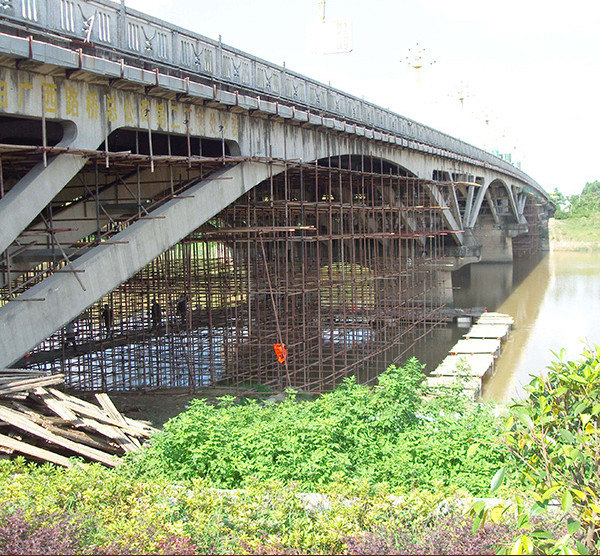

273,343,287,364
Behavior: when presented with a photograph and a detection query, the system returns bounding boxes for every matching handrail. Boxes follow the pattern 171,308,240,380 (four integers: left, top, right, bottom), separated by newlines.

0,0,547,198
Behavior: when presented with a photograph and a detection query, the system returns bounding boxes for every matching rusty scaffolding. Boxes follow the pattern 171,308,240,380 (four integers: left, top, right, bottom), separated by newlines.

2,144,453,393
512,201,549,258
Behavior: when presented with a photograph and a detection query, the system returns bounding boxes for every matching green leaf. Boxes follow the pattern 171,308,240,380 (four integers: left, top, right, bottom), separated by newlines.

513,407,534,428
467,443,480,458
543,485,562,500
566,518,581,534
471,500,486,516
490,466,506,493
530,502,547,516
561,490,573,513
558,428,575,443
531,529,553,539
575,540,591,555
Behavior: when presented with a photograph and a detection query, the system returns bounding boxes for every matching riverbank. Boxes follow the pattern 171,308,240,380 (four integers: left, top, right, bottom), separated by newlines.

549,216,600,251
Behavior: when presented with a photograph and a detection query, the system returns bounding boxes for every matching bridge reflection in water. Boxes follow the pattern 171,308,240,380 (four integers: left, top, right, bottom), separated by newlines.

483,252,600,402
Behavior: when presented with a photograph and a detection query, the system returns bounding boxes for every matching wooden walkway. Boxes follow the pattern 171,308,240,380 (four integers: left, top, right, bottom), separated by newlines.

425,312,513,400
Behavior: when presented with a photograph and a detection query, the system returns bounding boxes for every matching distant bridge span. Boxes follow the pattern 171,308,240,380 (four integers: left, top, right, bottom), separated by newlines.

0,1,553,388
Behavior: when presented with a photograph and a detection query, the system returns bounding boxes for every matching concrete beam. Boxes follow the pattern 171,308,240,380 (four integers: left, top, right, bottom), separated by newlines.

0,154,88,254
463,185,475,228
485,189,500,226
426,183,464,246
0,161,281,368
468,183,489,229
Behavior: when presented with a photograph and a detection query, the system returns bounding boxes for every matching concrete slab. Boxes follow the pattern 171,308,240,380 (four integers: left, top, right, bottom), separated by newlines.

477,312,514,326
451,338,501,356
432,354,494,378
424,375,481,400
466,324,510,340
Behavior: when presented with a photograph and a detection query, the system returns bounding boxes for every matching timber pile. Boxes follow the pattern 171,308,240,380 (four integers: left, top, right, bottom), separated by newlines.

0,370,158,468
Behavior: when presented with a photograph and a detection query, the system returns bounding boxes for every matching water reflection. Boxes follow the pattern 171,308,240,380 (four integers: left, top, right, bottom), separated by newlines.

483,252,600,403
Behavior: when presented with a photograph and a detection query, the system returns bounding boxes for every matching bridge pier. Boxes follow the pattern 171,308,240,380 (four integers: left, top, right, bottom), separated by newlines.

472,215,514,263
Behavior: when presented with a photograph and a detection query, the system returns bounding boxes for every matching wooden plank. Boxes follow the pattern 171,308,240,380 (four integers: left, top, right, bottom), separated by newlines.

48,388,100,411
80,418,140,453
0,405,118,467
46,425,119,454
9,401,56,426
50,389,156,436
33,388,78,421
0,432,72,468
124,416,158,435
57,399,152,438
0,375,64,395
95,393,127,425
0,368,47,374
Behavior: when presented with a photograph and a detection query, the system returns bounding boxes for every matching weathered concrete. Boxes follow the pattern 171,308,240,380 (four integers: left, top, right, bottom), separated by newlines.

474,216,513,263
0,161,282,368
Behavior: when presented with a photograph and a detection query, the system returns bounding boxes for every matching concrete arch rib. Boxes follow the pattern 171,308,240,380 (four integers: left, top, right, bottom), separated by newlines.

0,161,281,368
467,178,518,229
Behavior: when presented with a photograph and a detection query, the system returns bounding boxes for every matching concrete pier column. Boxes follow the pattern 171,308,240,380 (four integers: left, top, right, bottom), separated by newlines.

473,215,513,263
434,269,455,307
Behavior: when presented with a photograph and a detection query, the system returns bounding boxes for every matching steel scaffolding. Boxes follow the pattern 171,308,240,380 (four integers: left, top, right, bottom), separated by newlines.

2,146,452,393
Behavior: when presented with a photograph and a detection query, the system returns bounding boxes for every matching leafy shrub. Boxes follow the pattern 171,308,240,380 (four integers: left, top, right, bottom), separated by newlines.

502,345,600,553
0,507,88,555
347,513,516,555
128,359,508,495
96,529,198,555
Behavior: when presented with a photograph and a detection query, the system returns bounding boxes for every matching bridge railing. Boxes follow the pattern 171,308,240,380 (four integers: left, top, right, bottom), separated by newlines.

0,0,545,195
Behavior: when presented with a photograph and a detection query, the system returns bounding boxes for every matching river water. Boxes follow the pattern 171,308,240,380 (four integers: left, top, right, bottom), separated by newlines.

431,251,600,403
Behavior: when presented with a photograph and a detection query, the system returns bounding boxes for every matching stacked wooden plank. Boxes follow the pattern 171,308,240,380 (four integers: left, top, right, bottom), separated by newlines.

0,369,158,467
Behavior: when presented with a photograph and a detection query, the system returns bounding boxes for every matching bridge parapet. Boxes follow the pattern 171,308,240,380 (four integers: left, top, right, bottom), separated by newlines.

0,0,548,199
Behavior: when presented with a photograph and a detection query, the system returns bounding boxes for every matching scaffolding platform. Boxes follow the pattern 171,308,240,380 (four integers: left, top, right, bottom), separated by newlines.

3,148,453,394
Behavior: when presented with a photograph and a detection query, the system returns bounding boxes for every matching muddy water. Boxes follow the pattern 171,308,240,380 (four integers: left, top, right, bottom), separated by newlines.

482,251,600,402
409,251,600,403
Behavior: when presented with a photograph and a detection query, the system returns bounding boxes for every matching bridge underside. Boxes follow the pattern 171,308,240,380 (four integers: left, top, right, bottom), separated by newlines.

2,146,458,393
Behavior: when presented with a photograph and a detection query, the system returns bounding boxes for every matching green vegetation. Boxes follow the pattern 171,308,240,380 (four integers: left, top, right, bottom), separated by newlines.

471,346,600,554
550,181,600,250
126,359,508,494
4,348,600,553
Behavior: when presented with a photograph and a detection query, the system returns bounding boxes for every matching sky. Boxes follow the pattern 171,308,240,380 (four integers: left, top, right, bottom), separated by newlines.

125,0,600,195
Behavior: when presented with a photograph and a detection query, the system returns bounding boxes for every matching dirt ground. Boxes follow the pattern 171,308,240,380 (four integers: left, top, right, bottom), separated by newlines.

74,388,274,428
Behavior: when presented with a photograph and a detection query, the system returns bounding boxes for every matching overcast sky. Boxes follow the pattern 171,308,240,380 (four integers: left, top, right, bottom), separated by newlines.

126,0,599,195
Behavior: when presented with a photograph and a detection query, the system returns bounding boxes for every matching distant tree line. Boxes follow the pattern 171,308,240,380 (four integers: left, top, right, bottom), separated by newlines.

552,180,600,219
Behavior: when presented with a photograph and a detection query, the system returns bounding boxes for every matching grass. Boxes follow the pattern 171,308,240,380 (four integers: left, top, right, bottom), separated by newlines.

549,216,600,251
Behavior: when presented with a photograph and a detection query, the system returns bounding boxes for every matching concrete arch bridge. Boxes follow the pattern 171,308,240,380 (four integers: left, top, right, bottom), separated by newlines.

0,2,553,392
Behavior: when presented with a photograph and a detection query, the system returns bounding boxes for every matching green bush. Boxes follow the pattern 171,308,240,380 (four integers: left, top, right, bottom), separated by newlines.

127,359,508,494
0,458,467,554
